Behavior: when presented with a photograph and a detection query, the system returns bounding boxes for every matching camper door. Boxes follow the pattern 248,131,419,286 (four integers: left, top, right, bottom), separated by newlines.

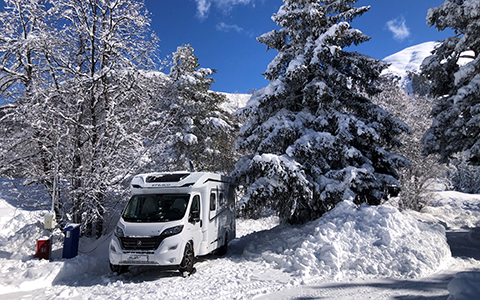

187,194,202,253
207,187,224,249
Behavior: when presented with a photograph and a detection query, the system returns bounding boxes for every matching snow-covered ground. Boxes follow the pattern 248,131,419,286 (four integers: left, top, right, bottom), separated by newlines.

1,178,480,299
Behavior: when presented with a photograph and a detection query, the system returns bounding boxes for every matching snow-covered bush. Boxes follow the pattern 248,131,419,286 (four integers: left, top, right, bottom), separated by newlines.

233,0,410,223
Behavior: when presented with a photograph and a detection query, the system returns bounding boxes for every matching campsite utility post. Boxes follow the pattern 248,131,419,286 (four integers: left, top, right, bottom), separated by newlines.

39,131,60,260
42,168,56,260
37,197,56,260
35,213,56,261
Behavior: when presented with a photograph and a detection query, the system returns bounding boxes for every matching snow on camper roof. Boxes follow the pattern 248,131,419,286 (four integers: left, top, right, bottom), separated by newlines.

145,173,190,183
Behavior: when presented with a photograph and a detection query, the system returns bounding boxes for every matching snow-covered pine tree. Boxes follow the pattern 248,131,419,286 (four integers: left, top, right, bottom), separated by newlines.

157,44,238,173
233,0,410,224
421,0,480,165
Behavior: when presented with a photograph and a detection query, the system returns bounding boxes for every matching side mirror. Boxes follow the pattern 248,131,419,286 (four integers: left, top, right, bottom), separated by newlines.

189,210,200,223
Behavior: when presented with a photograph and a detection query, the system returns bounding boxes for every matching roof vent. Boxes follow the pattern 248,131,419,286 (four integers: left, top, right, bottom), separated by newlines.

145,173,190,183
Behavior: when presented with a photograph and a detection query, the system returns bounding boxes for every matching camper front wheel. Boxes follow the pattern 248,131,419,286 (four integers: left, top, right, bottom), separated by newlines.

179,242,195,277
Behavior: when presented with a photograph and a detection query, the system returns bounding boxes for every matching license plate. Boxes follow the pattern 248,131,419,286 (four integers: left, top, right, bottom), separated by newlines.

127,254,148,262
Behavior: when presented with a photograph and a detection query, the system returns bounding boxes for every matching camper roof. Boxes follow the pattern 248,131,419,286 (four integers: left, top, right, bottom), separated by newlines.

130,172,233,190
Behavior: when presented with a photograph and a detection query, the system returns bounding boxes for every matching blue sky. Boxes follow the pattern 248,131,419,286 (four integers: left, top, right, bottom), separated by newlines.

147,0,453,93
0,0,453,94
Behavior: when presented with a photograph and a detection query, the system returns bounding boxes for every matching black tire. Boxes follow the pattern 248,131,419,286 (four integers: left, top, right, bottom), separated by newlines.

179,242,195,277
217,233,228,256
110,263,129,275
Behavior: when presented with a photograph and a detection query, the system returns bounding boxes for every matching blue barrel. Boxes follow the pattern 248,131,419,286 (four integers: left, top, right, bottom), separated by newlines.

63,224,80,259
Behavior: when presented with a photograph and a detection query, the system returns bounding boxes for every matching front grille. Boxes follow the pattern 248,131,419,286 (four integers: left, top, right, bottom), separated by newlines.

119,236,164,250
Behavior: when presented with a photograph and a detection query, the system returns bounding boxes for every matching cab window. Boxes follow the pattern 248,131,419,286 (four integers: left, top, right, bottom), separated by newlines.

210,192,216,211
191,195,200,214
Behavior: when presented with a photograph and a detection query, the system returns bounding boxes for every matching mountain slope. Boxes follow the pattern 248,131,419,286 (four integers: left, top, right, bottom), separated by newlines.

382,41,439,92
220,92,251,114
383,41,439,77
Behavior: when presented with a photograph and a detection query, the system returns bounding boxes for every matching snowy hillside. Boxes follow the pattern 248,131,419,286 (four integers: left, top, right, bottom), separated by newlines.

382,41,438,92
1,178,480,299
383,41,439,78
220,92,251,114
382,41,474,93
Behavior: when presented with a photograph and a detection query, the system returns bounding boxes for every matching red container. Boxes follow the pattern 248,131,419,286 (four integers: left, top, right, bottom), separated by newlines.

35,239,50,260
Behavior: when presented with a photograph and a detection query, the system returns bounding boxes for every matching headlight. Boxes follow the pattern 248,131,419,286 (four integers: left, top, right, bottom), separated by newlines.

114,226,125,238
160,225,184,237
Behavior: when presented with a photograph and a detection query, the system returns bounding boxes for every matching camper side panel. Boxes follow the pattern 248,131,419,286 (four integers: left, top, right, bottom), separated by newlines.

197,179,235,256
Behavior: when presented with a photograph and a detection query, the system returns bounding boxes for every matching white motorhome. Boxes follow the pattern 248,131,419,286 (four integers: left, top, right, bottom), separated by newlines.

109,172,236,276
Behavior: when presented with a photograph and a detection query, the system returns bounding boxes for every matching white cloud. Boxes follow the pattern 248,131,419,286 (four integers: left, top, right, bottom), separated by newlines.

386,16,410,42
216,22,244,33
216,22,253,37
196,0,212,19
195,0,253,19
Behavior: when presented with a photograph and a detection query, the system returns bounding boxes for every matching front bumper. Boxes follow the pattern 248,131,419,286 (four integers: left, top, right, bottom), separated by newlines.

109,235,184,267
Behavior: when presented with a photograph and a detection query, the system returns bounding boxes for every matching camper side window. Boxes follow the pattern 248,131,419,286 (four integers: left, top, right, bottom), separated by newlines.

210,193,216,211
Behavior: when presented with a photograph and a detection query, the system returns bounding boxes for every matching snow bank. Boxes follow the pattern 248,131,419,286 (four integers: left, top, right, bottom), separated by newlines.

242,200,450,281
0,177,465,299
421,191,480,229
0,180,54,261
0,182,111,295
0,259,63,294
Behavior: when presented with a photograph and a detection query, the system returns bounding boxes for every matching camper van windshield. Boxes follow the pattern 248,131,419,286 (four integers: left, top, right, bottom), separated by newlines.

122,194,190,222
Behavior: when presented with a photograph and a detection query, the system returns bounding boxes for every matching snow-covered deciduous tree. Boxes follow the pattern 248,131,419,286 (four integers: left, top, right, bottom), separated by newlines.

0,0,49,99
371,74,446,211
421,0,480,165
0,0,160,237
0,0,66,218
52,0,159,236
233,0,410,224
148,44,238,174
